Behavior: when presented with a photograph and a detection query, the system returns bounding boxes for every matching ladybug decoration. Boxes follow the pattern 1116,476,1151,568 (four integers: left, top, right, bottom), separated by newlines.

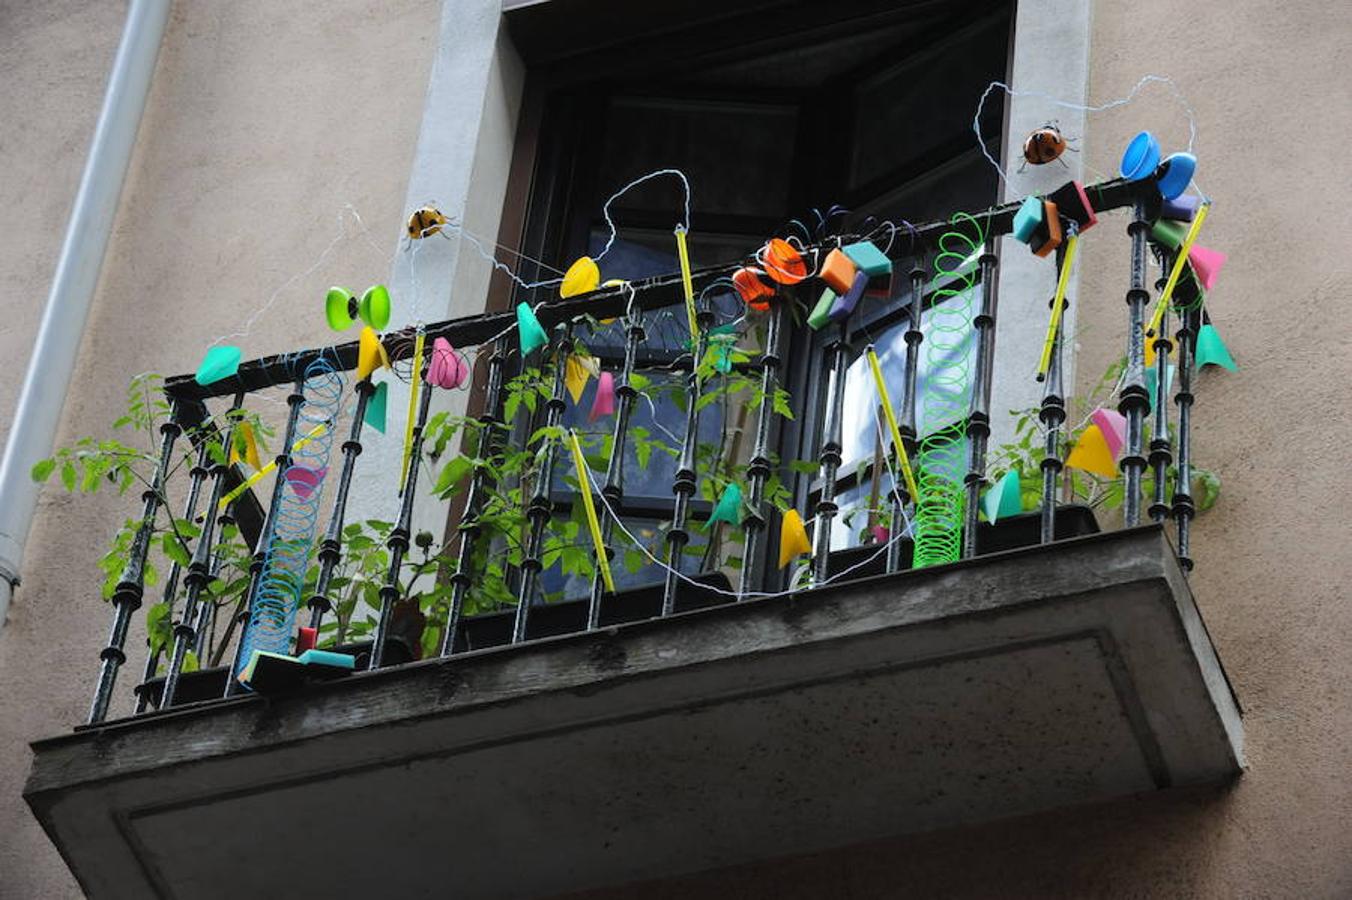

407,205,449,240
1020,124,1078,171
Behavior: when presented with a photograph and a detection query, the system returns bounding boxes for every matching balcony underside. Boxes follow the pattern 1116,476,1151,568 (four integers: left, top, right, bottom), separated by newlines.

26,526,1242,900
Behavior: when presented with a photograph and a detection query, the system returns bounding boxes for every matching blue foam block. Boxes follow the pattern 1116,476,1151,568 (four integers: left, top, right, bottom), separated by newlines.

842,241,893,277
828,270,870,323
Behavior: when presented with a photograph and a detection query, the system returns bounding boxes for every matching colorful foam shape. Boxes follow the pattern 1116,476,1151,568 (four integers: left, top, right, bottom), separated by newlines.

297,649,355,669
733,267,775,311
1151,218,1189,250
560,256,600,298
982,469,1023,524
842,240,893,277
516,302,548,356
762,238,808,285
356,326,390,380
705,482,743,529
808,287,837,331
777,508,811,568
1188,245,1226,292
828,269,870,323
589,371,615,421
1161,194,1201,222
230,421,263,471
1065,423,1119,479
1048,181,1097,232
819,247,857,294
364,381,388,433
284,464,328,500
1156,152,1197,200
1145,330,1176,369
1032,200,1063,258
1119,131,1161,181
1195,323,1238,371
870,524,890,545
1012,196,1043,243
359,284,391,330
325,287,356,330
1089,407,1127,459
295,626,317,654
1145,363,1177,410
564,354,591,404
195,345,241,386
427,337,468,389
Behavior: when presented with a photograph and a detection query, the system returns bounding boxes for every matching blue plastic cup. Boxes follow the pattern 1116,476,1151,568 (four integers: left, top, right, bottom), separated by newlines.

1155,152,1197,200
1119,131,1160,181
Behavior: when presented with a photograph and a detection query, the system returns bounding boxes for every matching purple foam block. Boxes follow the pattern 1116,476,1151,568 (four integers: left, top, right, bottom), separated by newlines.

1160,194,1201,222
828,270,870,323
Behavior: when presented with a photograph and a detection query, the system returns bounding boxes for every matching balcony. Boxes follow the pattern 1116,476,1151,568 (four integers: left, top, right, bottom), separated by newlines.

25,177,1242,898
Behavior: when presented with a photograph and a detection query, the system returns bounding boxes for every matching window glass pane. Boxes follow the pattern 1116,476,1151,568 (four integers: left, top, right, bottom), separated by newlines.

537,516,708,602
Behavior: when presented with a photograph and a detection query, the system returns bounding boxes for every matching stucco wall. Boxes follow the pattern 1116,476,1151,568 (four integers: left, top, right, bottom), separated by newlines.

0,1,440,896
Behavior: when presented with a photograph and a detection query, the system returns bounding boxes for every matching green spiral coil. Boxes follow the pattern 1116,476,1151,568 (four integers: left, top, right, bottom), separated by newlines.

913,212,984,569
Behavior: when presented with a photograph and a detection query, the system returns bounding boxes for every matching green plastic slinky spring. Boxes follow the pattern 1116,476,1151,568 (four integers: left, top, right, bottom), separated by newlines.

913,213,983,569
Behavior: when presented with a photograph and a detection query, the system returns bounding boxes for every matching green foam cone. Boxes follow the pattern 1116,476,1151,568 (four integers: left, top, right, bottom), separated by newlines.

517,302,548,356
982,469,1023,524
364,381,388,434
705,483,743,530
1195,323,1237,371
195,345,241,386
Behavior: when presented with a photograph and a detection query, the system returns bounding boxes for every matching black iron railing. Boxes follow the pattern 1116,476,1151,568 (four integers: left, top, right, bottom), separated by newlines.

83,176,1213,725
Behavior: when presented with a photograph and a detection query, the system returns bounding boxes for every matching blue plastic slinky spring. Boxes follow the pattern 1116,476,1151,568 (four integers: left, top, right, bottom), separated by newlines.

235,357,344,677
913,213,983,568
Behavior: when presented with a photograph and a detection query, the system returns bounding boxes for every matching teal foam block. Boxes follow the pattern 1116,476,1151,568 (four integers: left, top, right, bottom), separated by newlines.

1012,197,1043,243
298,649,356,669
842,240,893,277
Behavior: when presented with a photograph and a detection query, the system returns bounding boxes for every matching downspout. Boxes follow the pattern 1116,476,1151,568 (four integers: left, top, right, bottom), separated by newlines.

0,0,172,630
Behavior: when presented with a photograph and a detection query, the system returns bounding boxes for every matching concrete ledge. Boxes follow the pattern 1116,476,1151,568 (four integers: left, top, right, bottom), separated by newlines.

26,526,1242,899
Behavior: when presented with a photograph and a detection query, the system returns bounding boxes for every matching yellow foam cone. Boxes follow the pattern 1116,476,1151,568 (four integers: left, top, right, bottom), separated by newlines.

560,256,600,299
356,326,390,381
1065,423,1119,479
777,509,812,569
229,421,262,471
564,355,590,404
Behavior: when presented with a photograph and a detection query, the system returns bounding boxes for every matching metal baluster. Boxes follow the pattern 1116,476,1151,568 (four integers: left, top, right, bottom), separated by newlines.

1038,243,1068,544
442,336,509,655
1148,249,1176,523
738,300,784,596
588,310,645,628
890,259,926,572
1120,199,1152,526
305,380,374,633
812,324,850,582
135,414,212,713
1172,306,1200,571
224,377,306,697
161,392,245,710
370,351,437,669
663,304,714,615
962,241,1000,558
512,323,572,643
89,399,183,724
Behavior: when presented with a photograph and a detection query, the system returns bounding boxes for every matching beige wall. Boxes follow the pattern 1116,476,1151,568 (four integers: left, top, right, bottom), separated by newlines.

0,1,440,896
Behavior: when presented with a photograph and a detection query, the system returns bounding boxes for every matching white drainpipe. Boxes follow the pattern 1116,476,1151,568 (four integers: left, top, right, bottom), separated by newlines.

0,0,172,630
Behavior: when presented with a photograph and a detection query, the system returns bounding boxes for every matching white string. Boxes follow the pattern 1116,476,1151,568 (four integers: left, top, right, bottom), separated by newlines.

973,74,1199,186
593,168,693,262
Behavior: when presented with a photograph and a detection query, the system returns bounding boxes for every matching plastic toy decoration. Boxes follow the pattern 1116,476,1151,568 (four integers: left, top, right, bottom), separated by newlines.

1195,321,1238,371
427,337,469,390
1146,363,1176,410
560,256,601,299
733,267,775,311
1032,200,1063,258
296,626,317,654
760,238,808,286
364,381,388,433
777,508,811,569
808,287,837,331
356,326,391,381
285,464,328,501
870,524,890,545
1036,230,1080,380
1065,423,1119,479
1021,123,1075,170
1089,408,1128,459
326,285,391,332
564,354,592,404
407,206,449,240
982,469,1023,524
230,421,262,471
589,372,615,421
1119,131,1161,182
217,422,328,512
828,269,870,323
705,482,743,530
567,428,615,595
1048,181,1097,233
1012,196,1044,244
1148,201,1211,336
516,302,549,356
195,345,241,387
1161,194,1201,222
1155,152,1197,200
819,247,857,294
841,240,892,277
1187,245,1226,292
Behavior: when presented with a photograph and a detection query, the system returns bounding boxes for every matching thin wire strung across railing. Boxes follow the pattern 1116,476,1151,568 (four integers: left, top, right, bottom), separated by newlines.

234,358,344,680
913,213,983,569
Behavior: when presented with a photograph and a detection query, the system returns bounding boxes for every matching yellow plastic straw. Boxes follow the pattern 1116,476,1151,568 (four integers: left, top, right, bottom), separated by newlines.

218,422,328,511
1147,201,1210,336
400,330,426,490
865,347,922,505
673,225,699,342
1036,233,1080,379
567,428,615,595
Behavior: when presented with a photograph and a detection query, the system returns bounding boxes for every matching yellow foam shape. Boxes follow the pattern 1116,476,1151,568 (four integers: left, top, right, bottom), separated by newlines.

356,326,390,381
778,508,812,569
560,256,600,299
1065,423,1119,479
